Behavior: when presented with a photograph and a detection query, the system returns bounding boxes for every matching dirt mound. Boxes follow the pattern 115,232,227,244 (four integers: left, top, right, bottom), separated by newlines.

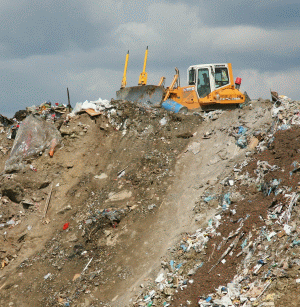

2,97,299,307
0,100,202,306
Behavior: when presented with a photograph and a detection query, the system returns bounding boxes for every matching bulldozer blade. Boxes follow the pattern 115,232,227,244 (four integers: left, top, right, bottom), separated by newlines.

116,85,165,107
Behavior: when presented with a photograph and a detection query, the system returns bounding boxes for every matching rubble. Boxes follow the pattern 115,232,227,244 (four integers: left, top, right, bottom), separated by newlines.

128,96,300,307
1,95,300,307
0,97,202,306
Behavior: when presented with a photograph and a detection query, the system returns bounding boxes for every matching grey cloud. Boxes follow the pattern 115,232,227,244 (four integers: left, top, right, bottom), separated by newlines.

0,0,300,117
167,0,300,28
0,0,114,59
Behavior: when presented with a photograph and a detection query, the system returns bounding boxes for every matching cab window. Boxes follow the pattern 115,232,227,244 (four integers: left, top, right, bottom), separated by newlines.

197,68,211,98
188,68,195,85
215,67,229,88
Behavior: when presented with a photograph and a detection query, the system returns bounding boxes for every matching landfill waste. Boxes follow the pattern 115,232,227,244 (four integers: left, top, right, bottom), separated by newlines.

63,222,70,230
202,110,224,121
0,114,13,127
0,94,203,305
70,98,112,117
25,101,69,121
4,114,62,172
1,95,300,307
128,95,300,307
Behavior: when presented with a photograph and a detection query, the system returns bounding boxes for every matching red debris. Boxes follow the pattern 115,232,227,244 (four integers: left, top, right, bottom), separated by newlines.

63,222,70,230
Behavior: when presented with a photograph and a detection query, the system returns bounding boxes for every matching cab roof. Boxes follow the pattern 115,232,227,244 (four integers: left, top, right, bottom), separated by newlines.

188,63,229,70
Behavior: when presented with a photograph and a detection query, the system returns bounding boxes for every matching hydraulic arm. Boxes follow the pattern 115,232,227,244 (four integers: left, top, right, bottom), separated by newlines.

138,46,148,85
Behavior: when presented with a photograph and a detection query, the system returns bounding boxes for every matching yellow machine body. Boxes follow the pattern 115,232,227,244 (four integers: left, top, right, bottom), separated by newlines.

121,50,129,89
138,46,148,85
117,48,245,110
164,63,245,109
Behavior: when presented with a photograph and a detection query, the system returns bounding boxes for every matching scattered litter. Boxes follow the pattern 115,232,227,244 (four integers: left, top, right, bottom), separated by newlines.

63,222,70,230
71,98,112,116
94,173,108,180
44,273,51,280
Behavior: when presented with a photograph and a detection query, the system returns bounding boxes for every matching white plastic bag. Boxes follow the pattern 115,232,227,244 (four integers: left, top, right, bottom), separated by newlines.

5,115,62,172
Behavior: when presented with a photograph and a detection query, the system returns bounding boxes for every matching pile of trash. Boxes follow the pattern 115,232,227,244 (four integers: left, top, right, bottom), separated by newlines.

16,101,71,125
129,97,300,307
4,115,62,172
0,95,207,306
70,98,113,117
202,110,224,122
3,98,117,173
271,95,300,130
2,94,300,307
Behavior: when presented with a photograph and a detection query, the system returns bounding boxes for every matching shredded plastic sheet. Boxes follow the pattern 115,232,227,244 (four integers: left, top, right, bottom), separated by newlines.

5,115,62,172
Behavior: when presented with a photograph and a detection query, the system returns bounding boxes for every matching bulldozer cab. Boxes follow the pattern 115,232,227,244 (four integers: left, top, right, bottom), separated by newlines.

188,63,231,99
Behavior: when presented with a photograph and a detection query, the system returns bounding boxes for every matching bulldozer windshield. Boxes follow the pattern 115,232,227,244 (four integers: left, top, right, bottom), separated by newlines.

197,68,211,98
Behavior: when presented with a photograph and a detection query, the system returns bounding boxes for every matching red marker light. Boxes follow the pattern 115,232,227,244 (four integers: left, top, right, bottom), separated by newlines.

235,77,242,90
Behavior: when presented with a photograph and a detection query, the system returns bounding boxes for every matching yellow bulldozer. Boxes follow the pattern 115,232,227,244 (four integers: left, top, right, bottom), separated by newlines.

116,47,246,113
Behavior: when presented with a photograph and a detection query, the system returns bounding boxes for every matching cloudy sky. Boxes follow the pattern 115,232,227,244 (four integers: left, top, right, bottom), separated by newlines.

1,0,299,117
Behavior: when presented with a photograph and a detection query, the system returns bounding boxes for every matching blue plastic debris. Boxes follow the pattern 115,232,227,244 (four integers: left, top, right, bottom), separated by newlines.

162,99,188,114
176,263,183,269
205,296,212,302
292,239,300,246
267,187,272,196
272,179,280,186
278,124,290,130
241,239,247,249
224,193,231,205
265,270,272,278
236,135,247,148
222,203,228,210
204,196,214,203
170,260,175,271
238,126,247,135
180,244,187,252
